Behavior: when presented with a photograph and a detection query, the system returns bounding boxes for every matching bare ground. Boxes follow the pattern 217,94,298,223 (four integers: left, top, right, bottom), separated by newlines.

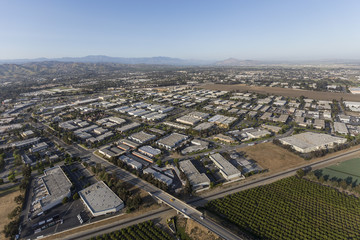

201,83,360,101
239,142,304,172
0,186,21,240
177,216,221,240
239,142,360,174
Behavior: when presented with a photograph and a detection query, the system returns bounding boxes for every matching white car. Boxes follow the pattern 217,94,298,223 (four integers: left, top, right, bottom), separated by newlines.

181,208,186,213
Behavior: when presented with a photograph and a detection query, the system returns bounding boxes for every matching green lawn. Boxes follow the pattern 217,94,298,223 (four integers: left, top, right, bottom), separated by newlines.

321,158,360,183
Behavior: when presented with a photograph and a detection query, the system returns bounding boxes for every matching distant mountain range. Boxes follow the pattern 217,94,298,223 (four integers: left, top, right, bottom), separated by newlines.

0,55,213,66
1,55,360,66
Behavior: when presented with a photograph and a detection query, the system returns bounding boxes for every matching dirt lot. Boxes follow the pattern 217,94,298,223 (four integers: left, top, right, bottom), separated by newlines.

239,143,304,172
201,83,360,101
0,186,21,240
176,216,221,240
239,142,360,174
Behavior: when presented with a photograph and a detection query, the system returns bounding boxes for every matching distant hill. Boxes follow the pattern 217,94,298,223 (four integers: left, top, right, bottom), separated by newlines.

215,58,263,66
0,55,212,66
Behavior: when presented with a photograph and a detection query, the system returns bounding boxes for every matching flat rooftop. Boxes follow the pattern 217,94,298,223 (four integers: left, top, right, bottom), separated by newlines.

179,160,210,188
129,131,156,143
157,133,188,148
79,181,124,215
41,166,72,208
280,132,346,150
210,153,241,178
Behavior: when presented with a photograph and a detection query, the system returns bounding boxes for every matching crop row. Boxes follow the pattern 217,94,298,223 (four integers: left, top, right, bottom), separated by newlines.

88,220,174,240
207,177,360,239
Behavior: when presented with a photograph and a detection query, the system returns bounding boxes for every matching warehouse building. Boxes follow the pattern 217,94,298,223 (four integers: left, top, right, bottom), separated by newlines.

132,151,153,163
138,145,161,158
32,166,72,214
11,137,41,149
156,133,189,150
209,153,242,181
333,122,349,135
193,122,215,131
279,132,347,153
30,142,48,153
176,115,200,126
129,131,156,144
179,160,210,191
163,121,190,130
116,122,141,133
143,167,173,186
208,114,237,128
79,181,124,217
118,155,143,170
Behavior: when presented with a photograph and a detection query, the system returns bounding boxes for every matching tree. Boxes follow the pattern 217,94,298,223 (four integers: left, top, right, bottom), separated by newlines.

0,153,5,171
156,159,162,167
3,219,19,239
14,195,24,205
62,196,69,204
8,171,16,182
296,169,305,178
73,192,80,200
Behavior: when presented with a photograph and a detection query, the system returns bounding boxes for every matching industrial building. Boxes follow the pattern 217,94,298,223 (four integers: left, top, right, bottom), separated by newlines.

31,166,72,216
143,167,173,186
156,133,189,150
11,137,41,149
79,181,124,217
176,115,200,126
21,130,35,138
119,155,143,170
279,132,347,153
181,139,209,154
179,160,210,191
344,101,360,112
132,151,154,163
213,134,236,143
193,122,215,131
208,114,237,128
129,131,156,144
120,139,140,149
30,142,48,153
138,145,161,158
333,122,349,135
163,121,190,130
245,129,271,139
209,153,242,180
116,122,141,133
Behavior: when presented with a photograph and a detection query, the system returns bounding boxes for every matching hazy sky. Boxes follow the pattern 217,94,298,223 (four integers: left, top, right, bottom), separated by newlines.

1,0,360,60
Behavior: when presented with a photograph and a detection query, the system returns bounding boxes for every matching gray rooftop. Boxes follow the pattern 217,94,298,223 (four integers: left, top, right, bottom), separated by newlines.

40,166,72,208
280,132,346,150
179,160,210,189
79,181,124,215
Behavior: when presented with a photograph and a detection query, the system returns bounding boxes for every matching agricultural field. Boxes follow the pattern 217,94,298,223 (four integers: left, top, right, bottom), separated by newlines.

206,177,360,239
320,158,360,183
88,220,174,240
201,83,360,101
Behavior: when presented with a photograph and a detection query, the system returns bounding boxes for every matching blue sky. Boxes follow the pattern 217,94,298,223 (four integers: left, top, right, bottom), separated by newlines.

1,0,360,60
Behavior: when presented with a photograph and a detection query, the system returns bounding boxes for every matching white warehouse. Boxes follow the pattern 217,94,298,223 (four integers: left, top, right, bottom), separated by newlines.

79,181,124,217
